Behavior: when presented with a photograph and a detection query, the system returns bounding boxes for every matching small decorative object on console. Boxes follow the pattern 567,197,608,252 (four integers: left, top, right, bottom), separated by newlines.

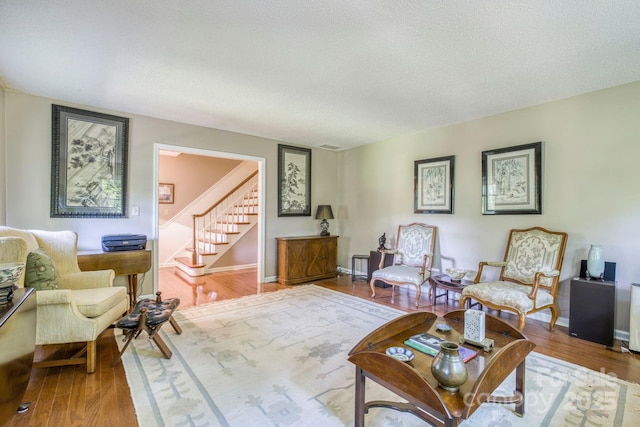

436,323,451,332
377,232,387,251
460,309,494,352
431,341,468,392
385,346,414,362
586,244,605,280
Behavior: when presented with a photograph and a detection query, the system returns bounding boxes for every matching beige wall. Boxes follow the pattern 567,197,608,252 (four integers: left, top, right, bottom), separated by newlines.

158,154,241,223
1,91,340,294
338,81,640,331
216,225,259,267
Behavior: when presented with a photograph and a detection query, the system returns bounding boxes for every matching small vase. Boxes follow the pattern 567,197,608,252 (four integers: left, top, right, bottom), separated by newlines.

431,341,468,392
587,244,604,279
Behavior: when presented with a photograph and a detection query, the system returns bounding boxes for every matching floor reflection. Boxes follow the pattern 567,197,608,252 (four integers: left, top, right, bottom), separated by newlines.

158,266,284,310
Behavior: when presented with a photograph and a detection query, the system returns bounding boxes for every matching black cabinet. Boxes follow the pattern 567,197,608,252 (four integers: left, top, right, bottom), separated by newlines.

368,250,394,288
569,278,615,346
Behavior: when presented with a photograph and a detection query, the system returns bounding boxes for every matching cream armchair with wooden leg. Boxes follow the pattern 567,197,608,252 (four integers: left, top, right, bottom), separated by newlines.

0,226,129,373
459,227,568,331
370,223,437,307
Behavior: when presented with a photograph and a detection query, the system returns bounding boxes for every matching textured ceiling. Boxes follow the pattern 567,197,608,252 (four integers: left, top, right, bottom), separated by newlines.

2,1,640,150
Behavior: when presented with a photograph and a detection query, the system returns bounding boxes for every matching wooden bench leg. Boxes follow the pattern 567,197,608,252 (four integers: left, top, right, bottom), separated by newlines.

151,333,172,359
113,330,139,367
169,316,182,334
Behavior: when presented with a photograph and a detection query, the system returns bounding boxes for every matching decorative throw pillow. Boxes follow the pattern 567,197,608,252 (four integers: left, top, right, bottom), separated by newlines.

25,248,60,290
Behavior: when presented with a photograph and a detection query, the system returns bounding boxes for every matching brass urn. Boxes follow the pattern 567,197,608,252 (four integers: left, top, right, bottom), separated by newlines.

431,341,468,392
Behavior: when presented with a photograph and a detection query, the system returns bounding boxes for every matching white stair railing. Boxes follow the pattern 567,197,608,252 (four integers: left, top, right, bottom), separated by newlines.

191,171,258,264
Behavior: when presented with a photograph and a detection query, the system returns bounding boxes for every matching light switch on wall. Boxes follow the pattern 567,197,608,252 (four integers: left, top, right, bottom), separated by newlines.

132,206,140,216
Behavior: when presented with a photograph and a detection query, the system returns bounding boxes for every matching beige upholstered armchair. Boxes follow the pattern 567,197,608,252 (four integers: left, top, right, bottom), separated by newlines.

370,223,437,307
460,227,568,331
0,226,129,373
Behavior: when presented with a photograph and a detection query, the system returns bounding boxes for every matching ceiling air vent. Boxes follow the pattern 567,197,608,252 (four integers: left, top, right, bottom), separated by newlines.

319,144,341,150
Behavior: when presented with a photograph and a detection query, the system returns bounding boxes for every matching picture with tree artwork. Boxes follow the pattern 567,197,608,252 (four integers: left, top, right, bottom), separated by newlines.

51,105,129,218
278,145,311,216
482,142,541,215
414,156,454,214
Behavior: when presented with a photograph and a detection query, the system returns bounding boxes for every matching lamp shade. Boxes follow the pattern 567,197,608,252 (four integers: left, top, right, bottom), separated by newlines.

315,205,334,220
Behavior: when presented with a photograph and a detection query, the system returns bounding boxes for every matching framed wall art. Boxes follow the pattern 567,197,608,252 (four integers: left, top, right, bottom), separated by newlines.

158,183,174,204
50,104,129,218
278,144,311,217
481,141,542,215
414,155,454,214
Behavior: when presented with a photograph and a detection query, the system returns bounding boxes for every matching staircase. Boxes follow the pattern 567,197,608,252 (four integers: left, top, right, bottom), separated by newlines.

173,170,259,277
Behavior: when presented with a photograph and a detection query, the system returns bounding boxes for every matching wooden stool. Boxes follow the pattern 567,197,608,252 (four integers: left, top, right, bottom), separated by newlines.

113,292,182,366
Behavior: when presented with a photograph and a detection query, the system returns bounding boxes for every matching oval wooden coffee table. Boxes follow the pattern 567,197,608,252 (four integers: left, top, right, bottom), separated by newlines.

348,310,535,427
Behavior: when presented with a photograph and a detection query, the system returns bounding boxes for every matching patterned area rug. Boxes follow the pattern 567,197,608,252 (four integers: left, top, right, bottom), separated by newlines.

120,285,640,426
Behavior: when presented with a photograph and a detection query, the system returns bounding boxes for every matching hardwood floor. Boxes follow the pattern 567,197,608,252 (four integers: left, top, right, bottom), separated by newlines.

7,268,639,426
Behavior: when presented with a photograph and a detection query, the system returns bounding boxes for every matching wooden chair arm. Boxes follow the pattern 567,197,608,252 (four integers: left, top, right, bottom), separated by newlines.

419,253,433,276
473,261,506,283
528,270,560,299
378,249,398,269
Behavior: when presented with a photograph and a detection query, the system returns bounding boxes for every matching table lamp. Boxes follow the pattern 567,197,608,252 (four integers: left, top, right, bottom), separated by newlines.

314,205,334,236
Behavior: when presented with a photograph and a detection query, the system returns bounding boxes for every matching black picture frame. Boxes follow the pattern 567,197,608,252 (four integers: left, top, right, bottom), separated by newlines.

278,144,311,217
481,142,542,215
51,104,129,218
414,155,454,214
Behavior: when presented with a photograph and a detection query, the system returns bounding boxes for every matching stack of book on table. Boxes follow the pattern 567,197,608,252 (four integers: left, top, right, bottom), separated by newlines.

404,332,477,363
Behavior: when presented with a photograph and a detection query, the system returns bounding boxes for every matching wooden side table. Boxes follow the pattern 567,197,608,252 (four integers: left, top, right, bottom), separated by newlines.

78,249,152,310
429,274,479,308
351,254,369,281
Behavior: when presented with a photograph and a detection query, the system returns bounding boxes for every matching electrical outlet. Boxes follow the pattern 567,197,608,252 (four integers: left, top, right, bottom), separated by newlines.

132,206,140,216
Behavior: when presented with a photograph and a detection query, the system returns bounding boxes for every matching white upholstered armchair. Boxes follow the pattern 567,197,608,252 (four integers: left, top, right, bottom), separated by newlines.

459,227,568,331
0,226,129,373
370,223,437,307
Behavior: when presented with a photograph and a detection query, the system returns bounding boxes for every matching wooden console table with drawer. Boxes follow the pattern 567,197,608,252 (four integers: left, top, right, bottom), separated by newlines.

277,235,338,285
77,249,152,310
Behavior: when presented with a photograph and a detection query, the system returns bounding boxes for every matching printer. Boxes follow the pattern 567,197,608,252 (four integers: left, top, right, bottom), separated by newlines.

101,234,147,252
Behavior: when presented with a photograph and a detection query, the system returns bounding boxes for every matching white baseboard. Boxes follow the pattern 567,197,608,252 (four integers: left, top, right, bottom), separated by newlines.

205,263,257,274
505,310,629,342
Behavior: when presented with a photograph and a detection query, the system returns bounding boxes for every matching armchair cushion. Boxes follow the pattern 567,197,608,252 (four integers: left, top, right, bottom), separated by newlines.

462,281,554,314
73,287,128,318
371,265,430,287
25,248,60,290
